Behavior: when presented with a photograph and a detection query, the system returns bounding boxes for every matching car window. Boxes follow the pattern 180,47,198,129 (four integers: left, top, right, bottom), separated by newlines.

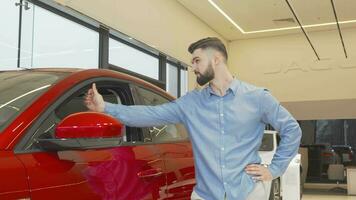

136,87,188,143
23,83,127,151
55,88,122,119
0,71,67,132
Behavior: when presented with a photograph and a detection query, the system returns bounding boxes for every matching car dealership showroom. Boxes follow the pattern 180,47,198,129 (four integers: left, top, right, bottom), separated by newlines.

1,0,356,200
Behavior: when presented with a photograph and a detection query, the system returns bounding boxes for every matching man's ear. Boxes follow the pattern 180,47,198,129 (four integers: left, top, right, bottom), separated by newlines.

213,52,222,65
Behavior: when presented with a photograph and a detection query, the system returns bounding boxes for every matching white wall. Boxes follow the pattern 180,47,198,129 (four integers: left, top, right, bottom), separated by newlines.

228,27,356,119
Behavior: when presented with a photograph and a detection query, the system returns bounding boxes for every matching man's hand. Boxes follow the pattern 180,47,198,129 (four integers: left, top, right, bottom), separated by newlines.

84,83,105,112
245,164,273,181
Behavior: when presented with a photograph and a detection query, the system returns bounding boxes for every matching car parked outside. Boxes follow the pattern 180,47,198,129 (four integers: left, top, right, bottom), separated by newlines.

301,144,340,180
332,145,355,166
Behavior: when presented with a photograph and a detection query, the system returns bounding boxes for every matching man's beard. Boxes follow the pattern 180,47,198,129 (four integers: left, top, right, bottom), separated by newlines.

196,62,214,86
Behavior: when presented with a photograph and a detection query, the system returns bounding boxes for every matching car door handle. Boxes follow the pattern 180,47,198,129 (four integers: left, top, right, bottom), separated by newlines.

137,168,163,178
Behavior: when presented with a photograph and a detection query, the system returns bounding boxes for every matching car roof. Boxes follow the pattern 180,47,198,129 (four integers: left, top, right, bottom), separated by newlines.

1,68,175,100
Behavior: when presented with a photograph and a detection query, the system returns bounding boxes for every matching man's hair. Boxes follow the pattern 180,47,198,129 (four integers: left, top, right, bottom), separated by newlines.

188,37,228,61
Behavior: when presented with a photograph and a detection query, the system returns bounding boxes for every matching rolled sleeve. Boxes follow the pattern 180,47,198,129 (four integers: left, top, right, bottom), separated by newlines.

260,89,302,178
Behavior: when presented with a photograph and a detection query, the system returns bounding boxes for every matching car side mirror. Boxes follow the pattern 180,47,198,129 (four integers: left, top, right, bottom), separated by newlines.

36,112,124,151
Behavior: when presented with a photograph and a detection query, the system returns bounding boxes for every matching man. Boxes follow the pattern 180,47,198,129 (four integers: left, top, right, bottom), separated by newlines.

85,37,302,200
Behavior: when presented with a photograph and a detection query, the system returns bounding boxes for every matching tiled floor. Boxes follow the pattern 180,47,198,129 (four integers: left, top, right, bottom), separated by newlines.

302,189,356,200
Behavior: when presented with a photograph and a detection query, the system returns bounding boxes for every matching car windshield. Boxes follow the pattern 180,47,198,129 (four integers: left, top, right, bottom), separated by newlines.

0,70,67,132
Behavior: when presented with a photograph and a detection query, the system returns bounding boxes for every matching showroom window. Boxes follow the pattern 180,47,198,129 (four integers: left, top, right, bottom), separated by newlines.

180,69,188,96
109,38,159,80
300,119,356,150
166,63,178,97
19,1,99,68
0,0,20,70
1,0,189,95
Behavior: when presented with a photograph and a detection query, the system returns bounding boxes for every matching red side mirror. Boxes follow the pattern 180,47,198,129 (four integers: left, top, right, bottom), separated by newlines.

55,112,124,139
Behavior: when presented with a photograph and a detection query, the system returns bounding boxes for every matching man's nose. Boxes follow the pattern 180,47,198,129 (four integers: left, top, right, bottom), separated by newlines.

190,64,197,71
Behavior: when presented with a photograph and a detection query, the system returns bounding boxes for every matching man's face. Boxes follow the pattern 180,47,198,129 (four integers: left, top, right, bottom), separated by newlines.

191,49,215,86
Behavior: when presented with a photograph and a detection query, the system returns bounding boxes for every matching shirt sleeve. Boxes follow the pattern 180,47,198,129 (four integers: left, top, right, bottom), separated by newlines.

260,89,302,179
104,99,183,127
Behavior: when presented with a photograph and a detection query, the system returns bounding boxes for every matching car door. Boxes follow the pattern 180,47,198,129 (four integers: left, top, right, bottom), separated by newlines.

14,78,167,200
0,151,30,199
132,85,195,199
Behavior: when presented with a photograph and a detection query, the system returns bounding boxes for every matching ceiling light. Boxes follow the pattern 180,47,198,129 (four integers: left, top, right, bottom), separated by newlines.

207,0,245,33
208,0,356,34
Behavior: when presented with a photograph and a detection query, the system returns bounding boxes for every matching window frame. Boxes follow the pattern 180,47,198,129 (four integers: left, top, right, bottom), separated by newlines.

21,0,189,97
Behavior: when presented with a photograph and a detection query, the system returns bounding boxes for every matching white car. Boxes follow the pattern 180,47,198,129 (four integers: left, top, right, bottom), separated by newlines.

259,130,301,200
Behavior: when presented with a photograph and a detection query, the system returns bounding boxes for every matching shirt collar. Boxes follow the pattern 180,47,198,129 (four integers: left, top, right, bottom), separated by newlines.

205,78,239,97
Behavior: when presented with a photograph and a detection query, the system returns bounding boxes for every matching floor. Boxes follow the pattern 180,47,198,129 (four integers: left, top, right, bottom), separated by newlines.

302,189,356,200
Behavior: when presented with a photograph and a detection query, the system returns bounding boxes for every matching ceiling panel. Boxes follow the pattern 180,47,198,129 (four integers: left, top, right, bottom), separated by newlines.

333,0,356,21
216,0,295,32
177,0,243,40
289,0,335,26
177,0,356,41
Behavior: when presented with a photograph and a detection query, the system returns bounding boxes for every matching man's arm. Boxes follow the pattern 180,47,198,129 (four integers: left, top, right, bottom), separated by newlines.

104,101,183,127
260,89,302,179
85,83,183,127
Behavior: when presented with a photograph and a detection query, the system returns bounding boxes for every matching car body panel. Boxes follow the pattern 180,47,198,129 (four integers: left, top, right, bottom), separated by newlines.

16,145,167,200
259,131,301,200
0,151,30,199
157,142,195,199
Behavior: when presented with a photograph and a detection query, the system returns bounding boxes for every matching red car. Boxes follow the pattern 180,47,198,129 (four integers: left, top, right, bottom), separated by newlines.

0,68,195,200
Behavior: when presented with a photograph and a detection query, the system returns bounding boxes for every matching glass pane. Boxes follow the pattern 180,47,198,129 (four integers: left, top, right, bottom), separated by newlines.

166,63,178,97
0,0,19,70
20,3,99,68
345,119,356,150
180,69,188,96
316,120,344,145
136,87,188,143
0,71,67,132
109,38,159,79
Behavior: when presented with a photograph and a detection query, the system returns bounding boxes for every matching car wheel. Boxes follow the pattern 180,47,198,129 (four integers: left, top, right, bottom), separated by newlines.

269,178,281,200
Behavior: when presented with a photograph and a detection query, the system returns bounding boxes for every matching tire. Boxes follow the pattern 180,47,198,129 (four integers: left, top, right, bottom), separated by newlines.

269,178,281,200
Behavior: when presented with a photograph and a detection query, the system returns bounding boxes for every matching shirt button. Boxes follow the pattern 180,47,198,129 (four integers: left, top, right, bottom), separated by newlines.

222,165,225,168
221,147,225,151
220,113,224,117
222,130,225,134
224,182,227,185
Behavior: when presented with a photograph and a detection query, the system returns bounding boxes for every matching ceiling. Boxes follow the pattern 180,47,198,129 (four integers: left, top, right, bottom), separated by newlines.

177,0,356,41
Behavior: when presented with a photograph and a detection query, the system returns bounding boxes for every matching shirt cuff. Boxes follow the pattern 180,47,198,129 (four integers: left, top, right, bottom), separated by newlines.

267,164,280,179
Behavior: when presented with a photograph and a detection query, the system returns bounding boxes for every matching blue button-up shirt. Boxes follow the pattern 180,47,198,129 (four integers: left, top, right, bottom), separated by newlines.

105,79,302,200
